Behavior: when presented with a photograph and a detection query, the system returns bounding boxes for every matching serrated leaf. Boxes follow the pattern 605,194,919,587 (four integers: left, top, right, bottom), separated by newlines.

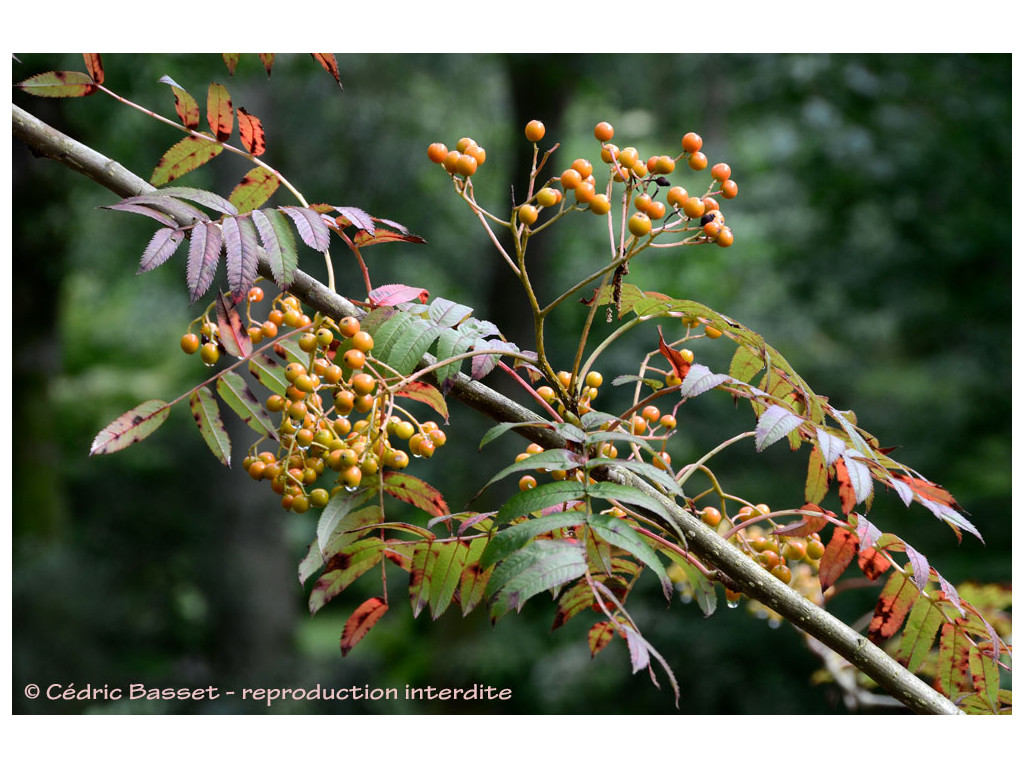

215,371,276,437
585,456,682,497
187,221,222,303
215,290,252,358
805,445,829,505
968,645,1001,706
427,297,474,328
136,227,184,274
353,225,427,248
459,538,493,616
587,516,672,599
159,75,199,129
250,208,297,289
321,504,385,562
586,482,676,530
552,581,598,630
896,594,944,673
103,201,179,228
222,54,239,76
236,107,266,156
840,449,873,505
110,193,208,225
152,187,238,217
622,625,651,674
754,404,803,452
935,621,972,698
312,53,342,88
729,344,764,383
221,216,260,302
309,539,384,615
188,386,231,466
409,541,437,618
495,481,586,526
369,284,429,307
433,327,477,394
382,471,449,516
206,82,233,142
868,571,917,642
481,449,584,494
429,541,468,619
481,509,589,569
904,543,931,592
316,487,377,554
818,526,857,591
150,136,223,187
280,206,331,252
83,54,104,84
815,427,847,467
393,381,448,421
248,353,288,396
471,339,518,381
90,400,171,455
677,363,731,399
333,205,375,233
379,317,441,376
230,168,280,215
588,621,617,657
487,538,587,620
16,70,97,98
340,597,387,657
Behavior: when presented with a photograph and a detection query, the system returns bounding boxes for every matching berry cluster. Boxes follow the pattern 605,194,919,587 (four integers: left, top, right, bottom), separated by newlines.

181,288,448,513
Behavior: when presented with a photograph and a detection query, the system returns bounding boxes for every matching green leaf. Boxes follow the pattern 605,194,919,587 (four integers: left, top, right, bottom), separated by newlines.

252,208,298,289
409,541,437,618
481,509,589,569
229,168,280,215
666,553,717,617
805,445,829,505
585,482,675,528
459,538,493,616
321,505,385,561
494,480,586,526
189,386,231,466
480,449,584,493
968,644,1001,705
215,371,277,437
433,327,477,394
16,70,97,98
150,135,223,187
487,538,587,620
308,539,384,615
729,344,764,383
429,540,468,619
585,456,682,497
754,404,803,452
896,594,944,673
316,487,377,554
427,297,474,328
587,516,672,599
380,315,442,376
89,400,171,455
248,353,288,396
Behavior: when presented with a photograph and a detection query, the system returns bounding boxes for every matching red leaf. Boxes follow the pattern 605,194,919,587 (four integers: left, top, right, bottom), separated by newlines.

892,474,962,509
818,526,857,591
222,54,239,76
237,107,266,156
16,70,98,98
588,621,616,657
657,327,691,382
259,54,275,76
354,226,428,248
312,53,342,88
393,381,449,421
206,82,233,142
868,572,917,643
383,471,449,516
83,54,104,84
150,136,223,187
340,597,388,657
834,457,857,514
772,505,833,537
159,75,200,130
215,290,253,358
857,545,891,581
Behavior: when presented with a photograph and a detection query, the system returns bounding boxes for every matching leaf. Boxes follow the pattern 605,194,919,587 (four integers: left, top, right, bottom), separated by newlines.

150,136,223,187
369,284,430,307
16,70,98,98
676,363,730,399
834,457,857,515
89,400,171,455
312,53,343,88
158,75,200,130
109,193,208,225
622,625,651,674
151,187,239,216
251,208,297,289
896,595,945,673
667,555,717,617
481,509,588,569
934,620,972,698
481,449,584,494
248,353,288,396
729,344,764,383
377,316,441,376
333,205,376,233
382,471,449,516
840,449,873,505
186,221,222,303
316,487,377,554
433,327,478,395
429,540,468,619
354,225,427,248
280,206,331,252
221,216,260,302
102,201,179,229
206,82,233,142
409,541,438,618
818,526,857,591
340,597,388,657
805,445,829,505
236,107,266,156
83,54,104,84
587,516,672,600
215,371,277,437
487,538,587,620
657,327,691,382
471,339,518,380
393,381,448,421
586,483,678,533
187,386,231,466
222,54,239,76
230,168,280,215
309,539,385,615
968,643,1001,704
904,543,931,592
459,538,493,616
215,290,253,358
867,571,917,642
815,427,846,467
755,404,803,452
494,480,586,526
136,227,184,274
588,621,617,657
773,505,832,537
259,54,275,75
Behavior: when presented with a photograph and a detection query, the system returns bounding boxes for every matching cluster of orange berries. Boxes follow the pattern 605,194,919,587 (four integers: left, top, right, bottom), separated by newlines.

181,290,447,513
426,136,487,179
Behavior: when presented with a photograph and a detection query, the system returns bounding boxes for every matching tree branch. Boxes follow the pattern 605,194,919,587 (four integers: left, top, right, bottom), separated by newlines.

12,103,961,715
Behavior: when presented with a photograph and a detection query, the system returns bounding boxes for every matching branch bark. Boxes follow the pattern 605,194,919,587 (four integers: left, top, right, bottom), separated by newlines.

12,103,961,715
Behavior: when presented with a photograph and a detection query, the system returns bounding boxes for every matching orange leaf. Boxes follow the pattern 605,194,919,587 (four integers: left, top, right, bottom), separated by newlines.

340,597,388,657
228,167,280,215
773,504,833,537
237,107,266,156
892,474,962,510
868,572,917,643
857,545,891,581
222,54,239,76
259,54,275,76
657,327,691,382
834,457,857,514
83,54,104,84
206,82,233,142
818,526,857,591
353,226,427,247
312,53,342,88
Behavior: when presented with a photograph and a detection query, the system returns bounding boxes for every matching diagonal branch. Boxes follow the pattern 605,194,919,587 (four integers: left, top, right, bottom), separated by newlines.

12,103,961,715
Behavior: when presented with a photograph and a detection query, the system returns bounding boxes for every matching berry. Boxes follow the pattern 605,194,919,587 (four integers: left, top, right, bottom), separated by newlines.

573,182,596,205
338,316,360,338
681,132,703,154
298,332,318,353
589,194,611,215
682,197,706,219
721,179,739,199
703,196,720,213
442,150,461,174
309,488,331,508
340,465,363,489
653,155,675,175
771,564,793,584
524,120,545,142
688,152,708,171
180,333,200,355
806,539,826,560
701,506,722,527
455,137,477,152
519,475,538,492
659,414,677,430
518,204,539,226
200,342,221,365
535,187,560,208
667,186,689,207
634,194,653,213
248,286,264,303
350,372,376,396
711,162,731,182
316,327,334,347
716,227,735,247
705,326,723,339
646,201,666,220
585,371,603,388
343,349,366,369
455,153,478,177
571,158,594,178
600,143,620,164
427,142,448,163
628,212,652,237
464,144,486,166
594,121,614,141
782,540,807,562
351,330,375,353
630,415,648,435
560,168,582,190
618,147,640,169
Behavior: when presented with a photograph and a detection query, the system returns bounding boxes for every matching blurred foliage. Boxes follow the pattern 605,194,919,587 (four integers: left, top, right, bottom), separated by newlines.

12,53,1010,714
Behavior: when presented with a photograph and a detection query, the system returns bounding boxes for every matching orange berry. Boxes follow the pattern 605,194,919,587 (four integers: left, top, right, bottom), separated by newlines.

688,152,708,171
716,227,735,247
338,316,360,338
524,120,545,142
455,137,477,152
681,132,703,154
667,186,689,207
682,197,706,218
721,179,739,199
427,142,448,164
600,143,620,164
647,200,666,220
180,333,200,354
343,349,366,369
442,150,462,173
589,194,611,215
571,158,594,178
634,193,653,213
594,121,614,141
654,155,675,174
248,285,264,303
573,181,596,205
464,143,486,166
518,204,539,226
560,168,582,189
455,153,478,177
535,187,560,207
618,146,640,169
628,212,652,237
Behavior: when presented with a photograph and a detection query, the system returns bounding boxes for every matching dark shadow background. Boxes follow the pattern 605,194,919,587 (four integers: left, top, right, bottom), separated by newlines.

11,53,1011,714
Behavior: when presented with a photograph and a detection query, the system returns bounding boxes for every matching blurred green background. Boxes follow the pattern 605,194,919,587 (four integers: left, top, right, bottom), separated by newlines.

12,53,1011,714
